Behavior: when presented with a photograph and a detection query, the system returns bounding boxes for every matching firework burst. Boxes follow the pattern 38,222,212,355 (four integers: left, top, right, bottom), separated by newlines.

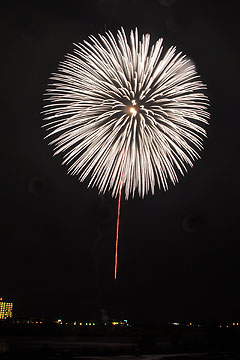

42,28,209,200
43,28,210,279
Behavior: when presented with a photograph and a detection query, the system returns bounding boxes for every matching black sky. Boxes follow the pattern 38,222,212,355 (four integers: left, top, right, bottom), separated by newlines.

1,0,240,324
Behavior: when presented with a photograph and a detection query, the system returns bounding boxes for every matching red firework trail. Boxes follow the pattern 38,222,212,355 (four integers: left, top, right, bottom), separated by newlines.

114,149,125,280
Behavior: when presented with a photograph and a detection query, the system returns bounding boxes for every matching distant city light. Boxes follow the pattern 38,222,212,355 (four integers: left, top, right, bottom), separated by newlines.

4,313,240,331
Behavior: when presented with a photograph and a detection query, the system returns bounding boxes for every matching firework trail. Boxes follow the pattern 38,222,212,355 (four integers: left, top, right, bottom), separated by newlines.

42,28,210,278
114,149,125,280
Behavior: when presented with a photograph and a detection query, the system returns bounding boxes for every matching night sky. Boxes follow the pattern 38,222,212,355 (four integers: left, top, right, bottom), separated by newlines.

1,0,240,324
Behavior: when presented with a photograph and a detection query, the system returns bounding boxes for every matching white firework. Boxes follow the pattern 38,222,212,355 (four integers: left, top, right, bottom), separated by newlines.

43,28,209,199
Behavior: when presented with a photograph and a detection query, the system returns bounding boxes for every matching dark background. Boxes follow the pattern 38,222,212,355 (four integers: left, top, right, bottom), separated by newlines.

1,0,239,324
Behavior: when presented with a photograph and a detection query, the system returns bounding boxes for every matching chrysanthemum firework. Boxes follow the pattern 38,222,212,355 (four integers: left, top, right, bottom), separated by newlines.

43,28,209,199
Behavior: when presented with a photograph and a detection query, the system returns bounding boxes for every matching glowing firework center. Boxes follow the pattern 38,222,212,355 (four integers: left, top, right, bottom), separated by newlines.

128,100,138,116
129,106,137,116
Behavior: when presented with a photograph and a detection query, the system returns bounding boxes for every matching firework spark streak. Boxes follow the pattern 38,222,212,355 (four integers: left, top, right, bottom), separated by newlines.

42,28,209,278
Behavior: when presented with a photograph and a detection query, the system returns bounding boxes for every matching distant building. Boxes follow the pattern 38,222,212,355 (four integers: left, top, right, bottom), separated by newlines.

0,298,13,320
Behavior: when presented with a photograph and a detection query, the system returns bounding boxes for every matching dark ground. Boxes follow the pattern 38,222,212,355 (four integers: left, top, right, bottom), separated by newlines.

1,322,240,359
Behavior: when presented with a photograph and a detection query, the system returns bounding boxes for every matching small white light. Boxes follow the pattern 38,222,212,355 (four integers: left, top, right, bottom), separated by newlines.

129,107,137,115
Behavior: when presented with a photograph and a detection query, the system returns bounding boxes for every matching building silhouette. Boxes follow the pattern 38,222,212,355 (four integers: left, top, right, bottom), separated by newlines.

0,298,13,320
